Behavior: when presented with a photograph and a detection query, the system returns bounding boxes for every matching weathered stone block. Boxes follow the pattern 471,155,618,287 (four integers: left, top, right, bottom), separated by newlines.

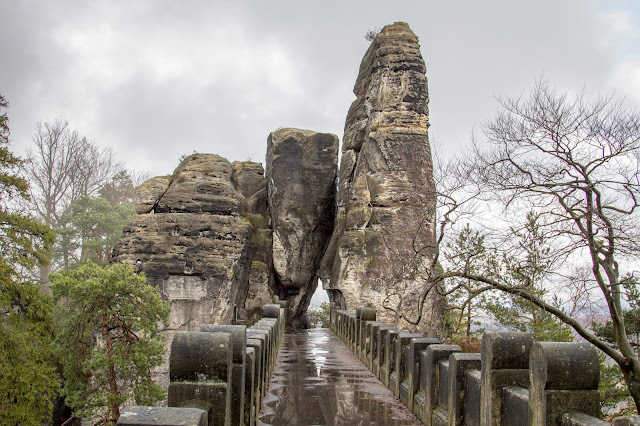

480,331,533,426
502,386,529,426
530,342,600,425
167,383,227,426
447,352,481,426
561,412,609,425
612,416,640,426
117,406,207,426
401,337,438,411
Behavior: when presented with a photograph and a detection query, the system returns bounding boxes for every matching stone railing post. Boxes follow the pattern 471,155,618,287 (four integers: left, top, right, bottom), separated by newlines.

276,300,288,329
356,307,376,361
530,342,600,424
247,328,270,397
365,321,385,369
199,325,246,426
480,331,533,426
167,331,233,426
392,332,424,397
348,312,356,349
246,337,263,419
383,329,406,387
447,352,481,426
375,325,398,379
400,337,439,412
263,304,283,343
414,344,460,425
244,347,255,426
337,310,346,339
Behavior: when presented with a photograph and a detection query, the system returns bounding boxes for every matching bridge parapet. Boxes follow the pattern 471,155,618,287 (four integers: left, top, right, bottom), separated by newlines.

117,301,287,426
331,307,640,426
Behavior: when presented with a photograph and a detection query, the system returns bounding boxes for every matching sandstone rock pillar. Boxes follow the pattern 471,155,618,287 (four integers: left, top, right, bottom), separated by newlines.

320,22,442,331
266,128,338,328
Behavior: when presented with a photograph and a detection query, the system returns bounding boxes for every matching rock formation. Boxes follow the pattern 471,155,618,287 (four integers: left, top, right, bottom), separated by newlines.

113,154,254,331
113,154,261,386
266,128,339,328
114,128,339,331
320,22,442,331
232,160,277,322
113,22,441,338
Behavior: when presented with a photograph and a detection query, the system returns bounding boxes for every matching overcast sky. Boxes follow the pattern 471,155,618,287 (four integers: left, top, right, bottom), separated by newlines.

2,1,640,177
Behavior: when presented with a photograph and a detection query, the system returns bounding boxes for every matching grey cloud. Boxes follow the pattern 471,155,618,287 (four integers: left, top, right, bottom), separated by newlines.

0,0,633,177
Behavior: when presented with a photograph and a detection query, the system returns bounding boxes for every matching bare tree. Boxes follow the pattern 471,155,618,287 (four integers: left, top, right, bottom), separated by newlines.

25,120,121,286
388,79,640,408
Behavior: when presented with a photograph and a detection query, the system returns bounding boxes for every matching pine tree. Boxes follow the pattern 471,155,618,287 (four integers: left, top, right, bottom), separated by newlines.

0,93,58,423
51,262,170,424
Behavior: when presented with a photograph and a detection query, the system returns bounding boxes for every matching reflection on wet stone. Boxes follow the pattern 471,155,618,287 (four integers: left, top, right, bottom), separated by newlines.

258,329,422,425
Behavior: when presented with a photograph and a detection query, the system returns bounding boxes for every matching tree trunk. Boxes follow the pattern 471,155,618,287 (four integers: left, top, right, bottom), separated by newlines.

101,318,120,421
621,364,640,412
39,264,51,293
466,302,471,338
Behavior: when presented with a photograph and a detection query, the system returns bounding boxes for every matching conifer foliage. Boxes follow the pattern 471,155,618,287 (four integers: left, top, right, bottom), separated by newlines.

51,262,170,424
0,94,59,423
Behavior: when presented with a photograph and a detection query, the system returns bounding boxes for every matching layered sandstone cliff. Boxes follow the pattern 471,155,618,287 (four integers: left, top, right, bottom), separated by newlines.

113,21,440,336
320,22,442,332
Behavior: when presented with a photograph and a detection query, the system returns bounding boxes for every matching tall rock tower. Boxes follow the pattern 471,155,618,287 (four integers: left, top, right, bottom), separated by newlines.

320,22,442,331
266,128,339,328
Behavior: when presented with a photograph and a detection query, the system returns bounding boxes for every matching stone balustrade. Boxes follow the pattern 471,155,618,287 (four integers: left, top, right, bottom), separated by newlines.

331,307,640,426
117,302,287,426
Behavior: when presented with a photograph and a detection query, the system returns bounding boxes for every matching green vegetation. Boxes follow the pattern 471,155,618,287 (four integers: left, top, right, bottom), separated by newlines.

51,262,170,424
426,79,640,410
58,195,135,266
0,94,59,423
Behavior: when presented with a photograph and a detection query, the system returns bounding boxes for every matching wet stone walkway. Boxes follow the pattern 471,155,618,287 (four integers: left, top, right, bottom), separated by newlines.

258,328,422,426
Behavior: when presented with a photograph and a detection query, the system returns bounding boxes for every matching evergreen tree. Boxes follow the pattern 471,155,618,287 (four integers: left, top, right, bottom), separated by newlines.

443,224,491,342
482,212,573,342
0,94,58,423
51,262,170,424
59,195,135,266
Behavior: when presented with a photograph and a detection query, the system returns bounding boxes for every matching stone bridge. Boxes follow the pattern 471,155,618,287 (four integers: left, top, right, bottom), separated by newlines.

116,302,640,426
112,21,639,426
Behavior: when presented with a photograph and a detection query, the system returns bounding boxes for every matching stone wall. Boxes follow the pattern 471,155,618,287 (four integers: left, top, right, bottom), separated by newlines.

117,302,287,426
332,308,639,426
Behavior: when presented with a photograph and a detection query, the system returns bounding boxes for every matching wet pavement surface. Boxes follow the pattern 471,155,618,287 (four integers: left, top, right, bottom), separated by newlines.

258,329,423,426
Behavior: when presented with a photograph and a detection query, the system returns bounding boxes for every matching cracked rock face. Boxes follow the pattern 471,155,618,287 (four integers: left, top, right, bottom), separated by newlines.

113,154,257,386
320,22,443,332
114,154,253,331
232,161,277,322
266,128,339,328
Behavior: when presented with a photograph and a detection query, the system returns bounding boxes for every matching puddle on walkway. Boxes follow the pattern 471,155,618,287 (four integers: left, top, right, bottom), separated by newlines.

258,329,423,426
